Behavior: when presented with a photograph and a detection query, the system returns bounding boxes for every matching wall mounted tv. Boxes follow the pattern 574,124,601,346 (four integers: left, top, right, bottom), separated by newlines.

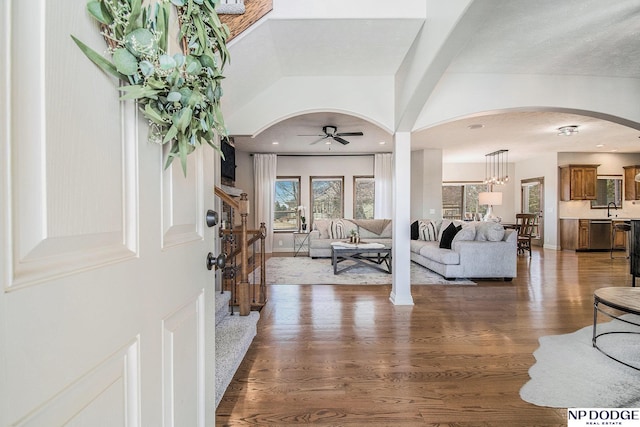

221,139,236,182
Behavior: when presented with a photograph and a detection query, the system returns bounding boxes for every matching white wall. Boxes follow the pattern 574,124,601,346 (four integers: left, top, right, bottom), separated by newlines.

411,149,443,220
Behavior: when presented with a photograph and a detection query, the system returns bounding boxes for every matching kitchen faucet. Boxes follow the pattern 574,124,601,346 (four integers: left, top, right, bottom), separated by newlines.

607,201,617,217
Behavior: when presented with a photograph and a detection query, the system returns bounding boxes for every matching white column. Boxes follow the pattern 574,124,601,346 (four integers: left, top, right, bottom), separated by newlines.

390,132,414,305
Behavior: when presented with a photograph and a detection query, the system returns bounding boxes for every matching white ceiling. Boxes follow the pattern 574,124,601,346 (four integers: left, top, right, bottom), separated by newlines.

225,0,640,163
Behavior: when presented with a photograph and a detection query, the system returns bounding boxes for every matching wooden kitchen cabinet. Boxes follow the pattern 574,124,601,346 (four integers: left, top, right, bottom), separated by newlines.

624,165,640,200
560,165,598,201
578,219,590,250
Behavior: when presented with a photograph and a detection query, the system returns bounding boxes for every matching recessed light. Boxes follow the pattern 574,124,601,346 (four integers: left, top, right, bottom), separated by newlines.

379,141,386,145
557,125,579,136
467,124,484,130
596,144,604,148
325,141,331,145
272,141,279,145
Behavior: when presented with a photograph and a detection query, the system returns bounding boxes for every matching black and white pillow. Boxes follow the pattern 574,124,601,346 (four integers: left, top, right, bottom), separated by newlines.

329,220,346,239
418,220,438,241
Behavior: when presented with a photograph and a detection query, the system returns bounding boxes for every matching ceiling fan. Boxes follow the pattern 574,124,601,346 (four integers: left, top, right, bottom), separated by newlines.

300,125,364,145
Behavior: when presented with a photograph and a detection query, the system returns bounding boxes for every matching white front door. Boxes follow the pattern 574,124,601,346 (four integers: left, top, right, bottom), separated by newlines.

1,2,218,425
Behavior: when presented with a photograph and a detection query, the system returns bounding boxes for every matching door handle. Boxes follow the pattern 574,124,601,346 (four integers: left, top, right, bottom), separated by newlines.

207,252,227,270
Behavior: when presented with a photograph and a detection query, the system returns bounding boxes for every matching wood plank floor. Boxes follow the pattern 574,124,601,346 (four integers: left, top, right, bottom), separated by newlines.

216,249,635,426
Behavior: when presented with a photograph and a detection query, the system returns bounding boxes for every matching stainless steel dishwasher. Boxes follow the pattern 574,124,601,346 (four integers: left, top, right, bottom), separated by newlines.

590,220,612,250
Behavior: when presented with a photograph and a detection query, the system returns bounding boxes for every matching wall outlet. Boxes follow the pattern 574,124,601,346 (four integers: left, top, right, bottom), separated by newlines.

278,240,283,246
429,209,435,214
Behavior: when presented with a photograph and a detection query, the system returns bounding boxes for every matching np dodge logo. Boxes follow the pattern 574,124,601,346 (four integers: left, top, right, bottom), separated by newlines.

568,409,640,426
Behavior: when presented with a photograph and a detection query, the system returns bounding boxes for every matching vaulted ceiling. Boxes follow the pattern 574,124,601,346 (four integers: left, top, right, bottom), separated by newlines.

220,0,640,163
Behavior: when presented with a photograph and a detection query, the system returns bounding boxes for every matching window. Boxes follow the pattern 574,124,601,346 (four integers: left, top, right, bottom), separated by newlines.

311,177,344,225
354,176,375,219
442,183,489,220
274,177,300,231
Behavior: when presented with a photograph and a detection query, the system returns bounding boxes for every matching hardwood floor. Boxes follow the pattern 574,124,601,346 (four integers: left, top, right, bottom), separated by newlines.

216,249,634,426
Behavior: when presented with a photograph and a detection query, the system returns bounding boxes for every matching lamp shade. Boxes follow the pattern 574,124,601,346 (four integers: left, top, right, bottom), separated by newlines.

479,191,503,206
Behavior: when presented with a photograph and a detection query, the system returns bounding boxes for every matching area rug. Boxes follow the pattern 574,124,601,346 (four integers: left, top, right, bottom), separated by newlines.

520,314,640,408
249,257,475,285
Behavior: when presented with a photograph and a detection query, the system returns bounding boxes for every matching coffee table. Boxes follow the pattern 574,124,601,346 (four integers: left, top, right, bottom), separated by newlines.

593,287,640,370
330,242,392,275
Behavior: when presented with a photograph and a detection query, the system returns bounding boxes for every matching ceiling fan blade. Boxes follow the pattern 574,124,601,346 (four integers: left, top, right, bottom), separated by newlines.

335,132,363,137
333,136,350,145
310,136,329,145
298,134,325,137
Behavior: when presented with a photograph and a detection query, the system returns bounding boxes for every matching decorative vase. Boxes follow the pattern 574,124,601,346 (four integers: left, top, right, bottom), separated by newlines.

302,223,307,231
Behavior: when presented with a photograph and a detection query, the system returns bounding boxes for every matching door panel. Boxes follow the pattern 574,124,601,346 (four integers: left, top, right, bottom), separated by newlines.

521,178,544,247
1,1,217,426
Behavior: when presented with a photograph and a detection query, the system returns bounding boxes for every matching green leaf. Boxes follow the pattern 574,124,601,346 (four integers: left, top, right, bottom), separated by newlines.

139,60,154,76
167,91,182,102
185,56,202,75
177,107,193,133
178,135,189,176
124,28,156,57
71,35,128,82
173,53,186,67
119,84,159,100
163,124,179,144
144,103,168,125
127,0,143,32
113,48,139,75
199,54,216,69
170,0,186,6
87,1,113,25
159,54,177,70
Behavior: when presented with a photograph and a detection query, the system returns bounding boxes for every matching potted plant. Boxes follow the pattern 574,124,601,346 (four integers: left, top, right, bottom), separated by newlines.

297,206,307,231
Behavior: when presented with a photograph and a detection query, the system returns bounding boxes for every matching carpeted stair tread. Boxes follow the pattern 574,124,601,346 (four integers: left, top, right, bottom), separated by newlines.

215,311,259,408
215,291,232,326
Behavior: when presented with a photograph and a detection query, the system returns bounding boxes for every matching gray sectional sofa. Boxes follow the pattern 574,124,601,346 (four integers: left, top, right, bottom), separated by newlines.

309,218,517,281
410,219,517,280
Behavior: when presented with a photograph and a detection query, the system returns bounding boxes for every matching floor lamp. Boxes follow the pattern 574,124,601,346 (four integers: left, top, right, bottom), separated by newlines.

479,192,503,221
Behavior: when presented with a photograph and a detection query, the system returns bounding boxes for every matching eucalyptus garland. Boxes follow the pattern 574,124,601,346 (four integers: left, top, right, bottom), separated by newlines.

71,0,230,175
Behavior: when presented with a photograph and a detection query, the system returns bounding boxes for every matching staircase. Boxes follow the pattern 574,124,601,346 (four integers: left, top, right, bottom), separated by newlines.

215,290,260,408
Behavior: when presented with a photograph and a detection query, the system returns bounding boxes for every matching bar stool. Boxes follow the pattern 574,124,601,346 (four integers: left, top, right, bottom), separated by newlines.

611,222,631,259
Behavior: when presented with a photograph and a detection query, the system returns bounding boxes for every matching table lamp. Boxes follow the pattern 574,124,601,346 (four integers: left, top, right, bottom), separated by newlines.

479,191,503,221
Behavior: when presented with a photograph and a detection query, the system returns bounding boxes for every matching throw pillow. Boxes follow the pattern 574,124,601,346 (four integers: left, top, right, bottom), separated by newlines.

439,223,461,249
314,220,331,239
411,221,419,240
475,221,505,242
452,224,476,244
330,219,346,239
418,220,438,241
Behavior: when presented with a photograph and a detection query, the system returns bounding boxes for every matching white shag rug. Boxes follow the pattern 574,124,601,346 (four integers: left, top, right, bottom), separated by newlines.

520,314,640,408
249,256,475,285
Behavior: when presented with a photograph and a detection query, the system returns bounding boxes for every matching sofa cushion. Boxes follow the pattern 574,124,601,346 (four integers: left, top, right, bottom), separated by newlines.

418,220,438,241
475,221,505,242
419,242,460,265
452,223,476,244
439,223,461,249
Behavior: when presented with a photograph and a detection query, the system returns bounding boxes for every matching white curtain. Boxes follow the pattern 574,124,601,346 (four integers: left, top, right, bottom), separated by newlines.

253,154,277,253
374,153,393,219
